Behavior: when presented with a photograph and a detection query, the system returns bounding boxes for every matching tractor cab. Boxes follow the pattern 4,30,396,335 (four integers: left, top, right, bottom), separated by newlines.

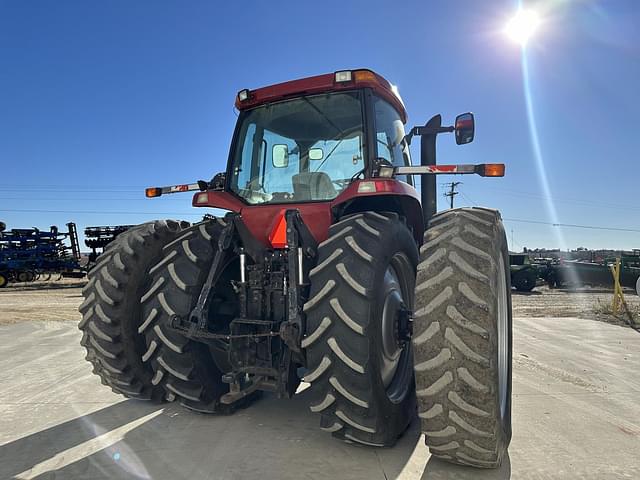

146,69,501,247
228,70,412,206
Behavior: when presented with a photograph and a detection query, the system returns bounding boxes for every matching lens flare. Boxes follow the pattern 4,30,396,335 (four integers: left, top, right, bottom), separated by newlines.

517,15,580,283
505,9,541,46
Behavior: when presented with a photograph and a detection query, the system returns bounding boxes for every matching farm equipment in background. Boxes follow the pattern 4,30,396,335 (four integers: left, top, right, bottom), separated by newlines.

0,222,83,287
80,69,513,468
546,258,640,291
509,253,539,292
84,225,134,266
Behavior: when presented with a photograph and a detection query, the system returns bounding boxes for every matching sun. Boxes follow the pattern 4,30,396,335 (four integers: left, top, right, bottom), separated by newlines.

505,9,541,46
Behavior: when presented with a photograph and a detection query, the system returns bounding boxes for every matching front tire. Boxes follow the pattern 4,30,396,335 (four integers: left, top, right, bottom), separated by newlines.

303,212,418,446
413,207,512,468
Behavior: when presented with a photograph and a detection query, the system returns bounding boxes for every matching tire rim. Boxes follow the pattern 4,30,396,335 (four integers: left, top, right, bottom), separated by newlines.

497,254,509,420
0,275,6,287
379,252,413,403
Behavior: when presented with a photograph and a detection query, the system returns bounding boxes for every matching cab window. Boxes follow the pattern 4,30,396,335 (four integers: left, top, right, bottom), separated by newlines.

373,96,412,185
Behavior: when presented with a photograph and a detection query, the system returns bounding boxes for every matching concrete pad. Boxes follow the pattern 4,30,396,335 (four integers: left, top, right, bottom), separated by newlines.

1,317,639,479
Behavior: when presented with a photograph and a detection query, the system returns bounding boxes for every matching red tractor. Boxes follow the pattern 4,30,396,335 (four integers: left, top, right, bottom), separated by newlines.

79,69,512,468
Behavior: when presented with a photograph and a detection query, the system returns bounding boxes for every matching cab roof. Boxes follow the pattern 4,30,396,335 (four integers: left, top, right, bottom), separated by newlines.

234,69,407,123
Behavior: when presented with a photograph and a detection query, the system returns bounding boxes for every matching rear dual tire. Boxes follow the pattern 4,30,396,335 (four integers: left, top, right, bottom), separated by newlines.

413,207,512,468
79,220,188,400
303,212,418,446
139,219,250,413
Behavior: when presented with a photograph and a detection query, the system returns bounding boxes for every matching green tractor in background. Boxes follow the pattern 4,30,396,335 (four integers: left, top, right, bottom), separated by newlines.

509,253,538,292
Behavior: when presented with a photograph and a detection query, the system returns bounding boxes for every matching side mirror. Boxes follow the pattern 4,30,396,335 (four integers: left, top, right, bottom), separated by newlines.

309,148,324,161
455,112,475,145
272,144,289,168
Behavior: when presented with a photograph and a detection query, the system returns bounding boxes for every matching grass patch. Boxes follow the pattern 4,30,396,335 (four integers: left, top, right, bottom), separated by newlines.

593,297,640,327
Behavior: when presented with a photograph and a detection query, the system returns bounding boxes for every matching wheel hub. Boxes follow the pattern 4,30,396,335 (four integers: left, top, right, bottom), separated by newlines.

378,252,414,404
395,306,413,347
380,272,404,389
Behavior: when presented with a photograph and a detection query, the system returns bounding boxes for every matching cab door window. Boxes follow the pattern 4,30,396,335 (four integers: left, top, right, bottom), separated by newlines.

373,96,412,184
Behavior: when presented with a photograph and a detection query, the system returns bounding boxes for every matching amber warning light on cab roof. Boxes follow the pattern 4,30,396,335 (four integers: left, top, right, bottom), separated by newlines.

237,69,389,104
235,69,407,122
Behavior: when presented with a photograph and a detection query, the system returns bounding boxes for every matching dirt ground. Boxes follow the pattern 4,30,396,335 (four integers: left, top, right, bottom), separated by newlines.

1,281,638,327
512,285,640,328
0,281,85,324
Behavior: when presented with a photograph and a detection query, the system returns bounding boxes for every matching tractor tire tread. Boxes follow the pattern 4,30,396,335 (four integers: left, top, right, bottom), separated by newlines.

79,220,188,400
141,218,257,414
304,212,418,447
413,207,512,468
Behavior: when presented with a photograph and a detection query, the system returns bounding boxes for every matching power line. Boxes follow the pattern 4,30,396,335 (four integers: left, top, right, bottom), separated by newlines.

0,188,142,193
1,209,637,233
0,184,147,188
480,186,640,212
443,182,462,209
459,191,477,206
502,218,640,233
0,208,204,216
0,197,188,202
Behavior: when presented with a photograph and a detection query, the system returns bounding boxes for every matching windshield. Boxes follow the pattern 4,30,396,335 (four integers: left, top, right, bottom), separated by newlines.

229,91,365,204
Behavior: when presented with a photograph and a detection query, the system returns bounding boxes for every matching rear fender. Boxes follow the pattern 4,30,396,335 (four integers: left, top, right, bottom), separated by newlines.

192,180,425,246
332,180,424,245
191,191,244,212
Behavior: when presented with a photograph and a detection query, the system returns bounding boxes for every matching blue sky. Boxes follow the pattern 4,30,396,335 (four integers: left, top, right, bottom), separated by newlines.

0,0,638,251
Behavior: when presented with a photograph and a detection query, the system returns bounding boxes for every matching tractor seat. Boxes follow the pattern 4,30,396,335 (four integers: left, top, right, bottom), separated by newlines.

292,172,337,201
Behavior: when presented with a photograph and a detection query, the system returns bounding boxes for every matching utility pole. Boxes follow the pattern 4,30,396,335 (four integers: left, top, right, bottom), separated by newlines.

444,181,462,209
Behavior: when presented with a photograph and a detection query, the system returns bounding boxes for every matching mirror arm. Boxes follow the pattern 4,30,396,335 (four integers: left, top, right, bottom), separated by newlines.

413,125,455,136
404,125,455,145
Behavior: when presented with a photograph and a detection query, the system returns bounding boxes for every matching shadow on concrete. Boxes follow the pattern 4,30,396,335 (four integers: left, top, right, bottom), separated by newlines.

2,390,441,480
0,400,163,479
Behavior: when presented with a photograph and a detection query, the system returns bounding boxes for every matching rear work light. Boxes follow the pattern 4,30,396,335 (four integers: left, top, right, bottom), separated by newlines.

334,70,352,83
194,192,209,204
237,89,250,102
